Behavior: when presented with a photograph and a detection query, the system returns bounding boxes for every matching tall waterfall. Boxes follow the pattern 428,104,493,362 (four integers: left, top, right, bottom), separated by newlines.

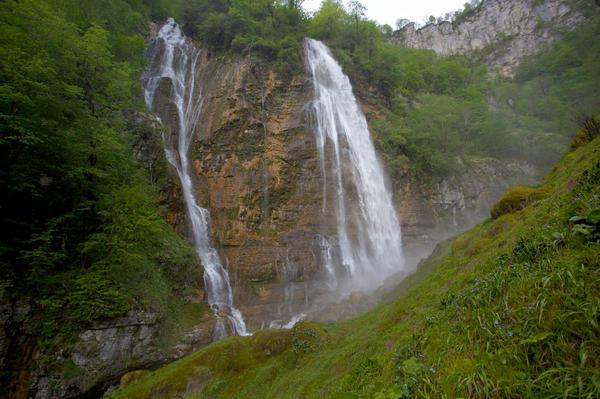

304,38,405,292
142,19,248,337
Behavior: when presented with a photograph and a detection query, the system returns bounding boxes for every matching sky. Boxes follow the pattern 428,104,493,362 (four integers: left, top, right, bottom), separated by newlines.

302,0,468,27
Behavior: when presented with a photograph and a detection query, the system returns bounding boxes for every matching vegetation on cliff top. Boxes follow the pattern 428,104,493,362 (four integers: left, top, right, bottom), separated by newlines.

111,130,600,399
165,0,600,177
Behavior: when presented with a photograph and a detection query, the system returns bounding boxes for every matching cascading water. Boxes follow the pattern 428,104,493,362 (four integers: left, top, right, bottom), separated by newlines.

142,19,248,337
304,38,406,292
315,234,338,290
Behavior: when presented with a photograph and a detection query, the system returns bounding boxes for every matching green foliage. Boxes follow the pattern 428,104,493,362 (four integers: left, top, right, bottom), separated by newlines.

570,209,600,243
572,115,600,148
62,359,86,380
0,0,202,347
343,358,382,393
176,0,307,77
39,268,128,329
452,0,483,25
291,322,326,360
252,329,293,357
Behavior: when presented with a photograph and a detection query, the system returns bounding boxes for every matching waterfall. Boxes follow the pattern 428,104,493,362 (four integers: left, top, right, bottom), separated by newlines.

304,38,406,292
142,19,248,337
316,234,338,290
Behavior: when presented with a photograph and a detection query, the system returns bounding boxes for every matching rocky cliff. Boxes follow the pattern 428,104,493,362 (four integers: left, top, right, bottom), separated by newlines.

149,37,538,332
151,47,341,331
391,0,597,76
398,158,537,264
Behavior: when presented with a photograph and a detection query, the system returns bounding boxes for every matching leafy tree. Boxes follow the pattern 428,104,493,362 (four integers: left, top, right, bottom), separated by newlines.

0,0,200,347
395,18,410,30
347,0,366,35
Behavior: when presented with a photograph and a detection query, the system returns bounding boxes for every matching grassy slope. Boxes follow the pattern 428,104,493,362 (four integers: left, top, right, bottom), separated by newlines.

110,136,600,398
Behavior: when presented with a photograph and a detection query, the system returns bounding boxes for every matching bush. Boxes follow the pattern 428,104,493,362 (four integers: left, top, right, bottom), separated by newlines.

252,329,293,357
570,209,600,243
571,115,600,149
491,185,547,219
178,0,307,76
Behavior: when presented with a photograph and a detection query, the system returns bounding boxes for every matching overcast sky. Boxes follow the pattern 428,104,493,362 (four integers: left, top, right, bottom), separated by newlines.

303,0,468,26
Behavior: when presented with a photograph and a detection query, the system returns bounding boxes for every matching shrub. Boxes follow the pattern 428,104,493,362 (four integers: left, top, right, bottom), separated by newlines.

252,329,293,357
491,185,547,219
571,115,600,149
291,322,328,359
570,209,600,243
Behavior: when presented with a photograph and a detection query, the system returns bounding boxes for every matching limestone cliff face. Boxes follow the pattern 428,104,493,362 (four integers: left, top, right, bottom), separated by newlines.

398,159,537,263
29,311,214,399
391,0,596,76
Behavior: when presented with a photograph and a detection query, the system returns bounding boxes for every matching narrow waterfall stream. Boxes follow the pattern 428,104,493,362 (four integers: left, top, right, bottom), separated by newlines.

142,19,248,337
305,38,406,292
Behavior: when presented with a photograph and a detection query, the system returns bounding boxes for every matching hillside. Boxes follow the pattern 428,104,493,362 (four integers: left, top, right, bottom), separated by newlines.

110,132,600,398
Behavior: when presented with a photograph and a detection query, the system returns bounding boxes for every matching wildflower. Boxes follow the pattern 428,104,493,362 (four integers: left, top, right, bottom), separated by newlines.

508,331,513,337
430,367,436,374
494,319,499,326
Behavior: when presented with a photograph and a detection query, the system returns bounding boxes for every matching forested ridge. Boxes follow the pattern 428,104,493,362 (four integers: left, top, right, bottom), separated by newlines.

1,0,599,397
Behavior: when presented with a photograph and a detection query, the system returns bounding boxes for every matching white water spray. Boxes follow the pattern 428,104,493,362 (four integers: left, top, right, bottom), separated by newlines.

304,38,406,291
142,19,248,337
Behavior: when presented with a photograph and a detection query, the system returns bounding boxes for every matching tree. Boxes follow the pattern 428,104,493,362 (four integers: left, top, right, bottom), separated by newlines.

309,0,350,41
395,18,410,30
286,0,304,9
78,25,113,114
381,24,393,37
347,0,366,37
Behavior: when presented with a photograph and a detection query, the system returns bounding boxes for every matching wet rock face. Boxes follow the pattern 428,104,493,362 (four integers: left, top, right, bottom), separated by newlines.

29,312,161,399
391,0,595,76
70,312,160,373
28,311,215,399
399,158,537,262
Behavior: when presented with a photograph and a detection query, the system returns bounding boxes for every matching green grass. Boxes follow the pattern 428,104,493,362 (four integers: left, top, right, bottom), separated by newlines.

110,136,600,398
